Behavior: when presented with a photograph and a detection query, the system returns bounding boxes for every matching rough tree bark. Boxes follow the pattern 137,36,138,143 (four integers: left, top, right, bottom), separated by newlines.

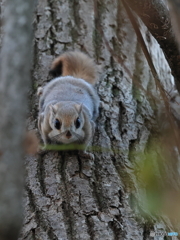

0,0,33,240
1,0,176,239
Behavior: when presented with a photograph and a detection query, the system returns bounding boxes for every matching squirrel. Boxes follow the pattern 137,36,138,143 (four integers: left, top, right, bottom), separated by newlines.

37,51,99,154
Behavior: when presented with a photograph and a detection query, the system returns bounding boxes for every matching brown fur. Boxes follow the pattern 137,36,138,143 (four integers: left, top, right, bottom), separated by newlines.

50,51,97,85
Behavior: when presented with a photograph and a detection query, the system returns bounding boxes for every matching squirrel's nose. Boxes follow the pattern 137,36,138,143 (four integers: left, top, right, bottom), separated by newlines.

66,130,72,139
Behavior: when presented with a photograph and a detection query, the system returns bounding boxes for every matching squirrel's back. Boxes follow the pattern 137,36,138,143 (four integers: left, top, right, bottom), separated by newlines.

49,51,97,85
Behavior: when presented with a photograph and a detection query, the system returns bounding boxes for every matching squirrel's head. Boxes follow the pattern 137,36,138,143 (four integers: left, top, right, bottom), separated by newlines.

48,102,85,144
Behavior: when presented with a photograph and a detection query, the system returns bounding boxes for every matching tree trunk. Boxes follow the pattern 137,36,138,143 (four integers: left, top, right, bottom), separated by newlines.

13,0,179,239
0,0,33,239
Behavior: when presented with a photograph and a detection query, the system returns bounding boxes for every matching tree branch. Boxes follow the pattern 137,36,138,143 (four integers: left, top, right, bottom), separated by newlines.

125,0,180,92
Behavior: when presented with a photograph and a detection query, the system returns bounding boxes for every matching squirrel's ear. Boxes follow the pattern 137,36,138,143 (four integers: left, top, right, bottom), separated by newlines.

49,60,63,78
37,87,43,96
49,104,58,114
74,103,82,113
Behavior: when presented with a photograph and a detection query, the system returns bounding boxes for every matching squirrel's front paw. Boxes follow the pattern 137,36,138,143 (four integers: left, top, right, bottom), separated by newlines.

79,151,94,160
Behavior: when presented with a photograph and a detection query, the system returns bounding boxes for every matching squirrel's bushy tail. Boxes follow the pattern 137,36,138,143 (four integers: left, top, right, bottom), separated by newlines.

49,51,98,85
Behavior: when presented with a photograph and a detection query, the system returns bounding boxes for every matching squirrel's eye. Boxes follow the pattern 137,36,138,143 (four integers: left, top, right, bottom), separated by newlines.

55,119,61,130
75,117,81,129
